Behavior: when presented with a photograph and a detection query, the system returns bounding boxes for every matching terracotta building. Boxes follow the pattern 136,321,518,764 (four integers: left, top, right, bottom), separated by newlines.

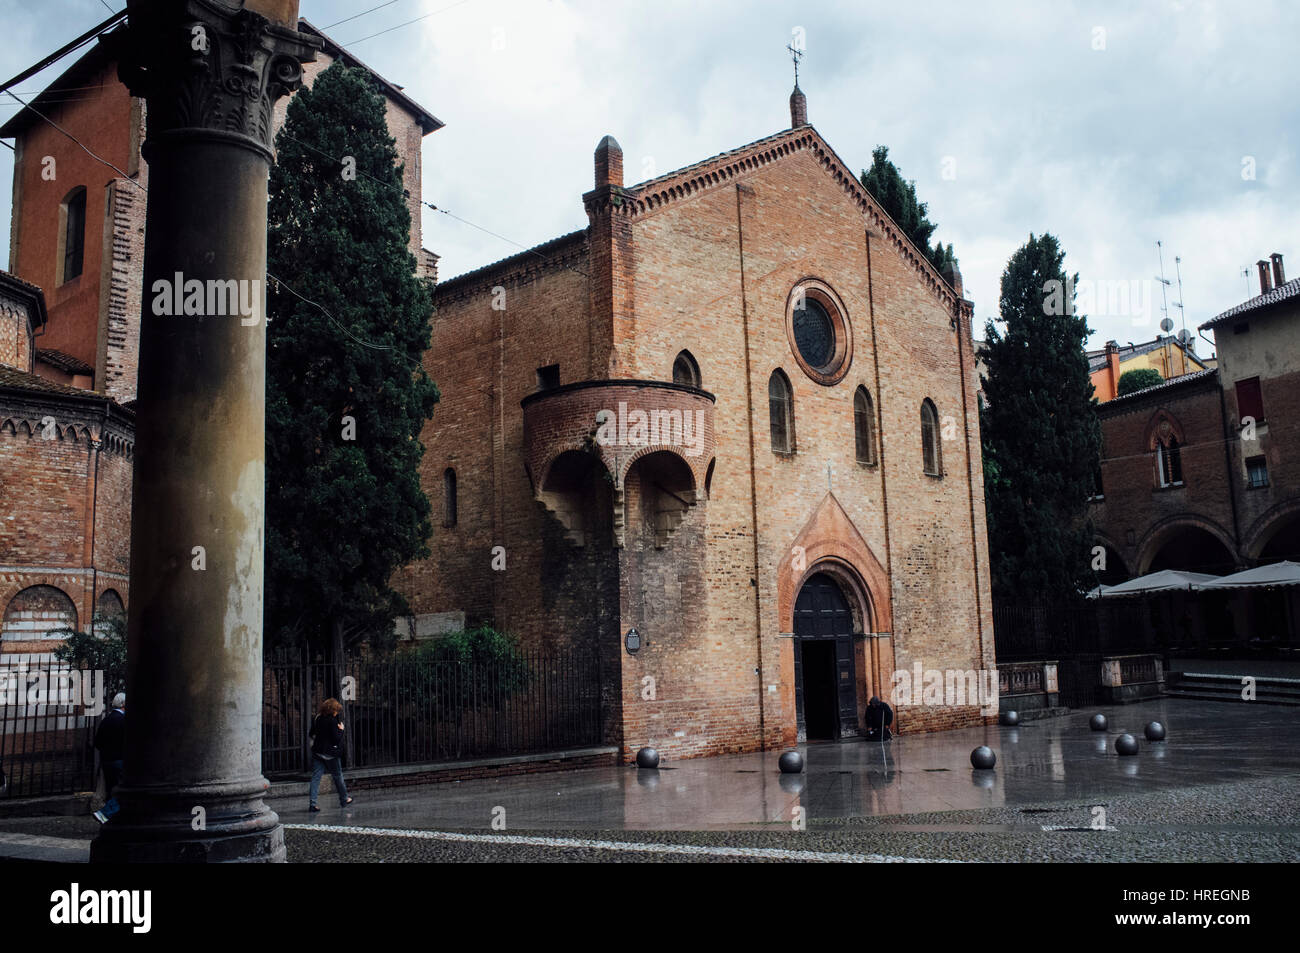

0,270,132,662
1090,252,1300,582
0,18,441,403
396,87,996,760
0,20,438,653
1087,334,1213,403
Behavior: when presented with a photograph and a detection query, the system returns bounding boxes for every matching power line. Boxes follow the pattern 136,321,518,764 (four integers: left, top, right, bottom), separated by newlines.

3,89,142,189
322,1,405,31
344,0,475,46
0,8,127,97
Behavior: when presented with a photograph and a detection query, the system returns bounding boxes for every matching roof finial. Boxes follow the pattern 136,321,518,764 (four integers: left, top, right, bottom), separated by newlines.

787,40,808,127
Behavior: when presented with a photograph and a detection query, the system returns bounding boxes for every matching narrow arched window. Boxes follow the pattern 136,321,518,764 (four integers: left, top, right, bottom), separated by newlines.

672,350,701,388
854,386,876,464
60,187,86,284
921,399,941,476
1156,438,1183,487
769,369,795,454
443,467,458,527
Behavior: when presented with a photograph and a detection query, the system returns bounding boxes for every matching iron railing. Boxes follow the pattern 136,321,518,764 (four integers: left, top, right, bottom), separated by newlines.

263,649,603,776
1,650,601,799
0,658,125,799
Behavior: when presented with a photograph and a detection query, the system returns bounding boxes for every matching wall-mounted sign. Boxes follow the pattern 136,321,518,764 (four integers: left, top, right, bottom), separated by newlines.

625,627,641,655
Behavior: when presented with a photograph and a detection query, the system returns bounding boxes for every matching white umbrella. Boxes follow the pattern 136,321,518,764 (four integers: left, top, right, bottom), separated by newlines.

1195,560,1300,590
1099,569,1220,597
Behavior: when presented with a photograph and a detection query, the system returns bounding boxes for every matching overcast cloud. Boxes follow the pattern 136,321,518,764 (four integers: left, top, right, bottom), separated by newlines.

2,0,1295,353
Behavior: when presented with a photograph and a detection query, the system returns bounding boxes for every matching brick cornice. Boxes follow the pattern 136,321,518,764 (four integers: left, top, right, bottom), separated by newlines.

624,125,962,311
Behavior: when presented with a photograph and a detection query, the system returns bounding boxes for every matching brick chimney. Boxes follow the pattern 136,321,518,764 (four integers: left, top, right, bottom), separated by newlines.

790,84,807,128
1257,260,1273,295
594,134,623,188
1104,340,1120,400
1271,252,1286,288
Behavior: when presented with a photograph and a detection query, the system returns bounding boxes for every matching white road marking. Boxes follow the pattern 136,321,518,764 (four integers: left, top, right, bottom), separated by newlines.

285,823,958,863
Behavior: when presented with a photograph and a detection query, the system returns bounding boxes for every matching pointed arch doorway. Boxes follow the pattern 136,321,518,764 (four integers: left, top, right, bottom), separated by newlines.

793,572,860,741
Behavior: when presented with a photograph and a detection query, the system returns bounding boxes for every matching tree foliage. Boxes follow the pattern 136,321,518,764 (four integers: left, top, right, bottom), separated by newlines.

859,145,957,274
1117,367,1164,396
265,63,439,659
981,233,1102,601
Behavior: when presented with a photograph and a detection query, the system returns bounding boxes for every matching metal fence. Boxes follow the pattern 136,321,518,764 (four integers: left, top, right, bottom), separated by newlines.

0,659,125,799
1,650,602,799
262,649,604,776
992,600,1151,708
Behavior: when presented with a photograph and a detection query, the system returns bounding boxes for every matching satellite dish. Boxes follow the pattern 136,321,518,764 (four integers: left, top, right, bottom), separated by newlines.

1160,317,1174,333
1177,329,1190,344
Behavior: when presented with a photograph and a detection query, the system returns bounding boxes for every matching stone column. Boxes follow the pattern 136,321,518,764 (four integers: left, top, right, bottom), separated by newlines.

91,0,316,863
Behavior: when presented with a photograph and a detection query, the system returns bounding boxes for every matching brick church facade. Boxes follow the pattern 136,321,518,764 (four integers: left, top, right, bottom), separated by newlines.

397,88,996,760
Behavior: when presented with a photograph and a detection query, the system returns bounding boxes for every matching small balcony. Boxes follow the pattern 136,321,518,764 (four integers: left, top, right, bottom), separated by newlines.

521,379,716,547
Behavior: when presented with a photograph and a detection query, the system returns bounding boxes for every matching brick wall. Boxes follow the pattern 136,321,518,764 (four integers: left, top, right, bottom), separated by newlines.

0,390,133,654
397,124,996,759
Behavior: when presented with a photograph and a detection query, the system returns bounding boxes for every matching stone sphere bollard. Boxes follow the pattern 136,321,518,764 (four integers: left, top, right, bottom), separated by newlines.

778,750,804,774
1144,721,1166,741
1114,733,1139,756
635,746,660,769
970,745,997,770
999,710,1020,727
1090,713,1108,732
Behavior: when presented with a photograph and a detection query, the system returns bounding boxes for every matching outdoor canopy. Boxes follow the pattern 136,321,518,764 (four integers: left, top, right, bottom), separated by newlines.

1098,569,1220,597
1194,561,1300,590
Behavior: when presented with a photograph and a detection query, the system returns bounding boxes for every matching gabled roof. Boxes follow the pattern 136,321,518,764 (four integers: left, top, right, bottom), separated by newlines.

0,363,95,398
36,348,94,376
1099,367,1218,411
0,31,119,139
0,270,48,328
622,124,964,311
296,19,443,135
1086,335,1208,373
0,21,443,140
1200,276,1300,330
441,123,967,310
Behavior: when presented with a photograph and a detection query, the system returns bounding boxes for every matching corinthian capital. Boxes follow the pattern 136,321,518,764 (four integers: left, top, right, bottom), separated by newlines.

111,0,319,158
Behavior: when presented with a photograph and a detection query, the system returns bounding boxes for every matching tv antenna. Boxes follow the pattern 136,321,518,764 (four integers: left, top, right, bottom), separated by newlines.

1154,240,1171,334
1173,255,1188,337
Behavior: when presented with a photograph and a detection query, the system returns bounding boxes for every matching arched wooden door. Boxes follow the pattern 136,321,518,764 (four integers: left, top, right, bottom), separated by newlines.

792,572,859,741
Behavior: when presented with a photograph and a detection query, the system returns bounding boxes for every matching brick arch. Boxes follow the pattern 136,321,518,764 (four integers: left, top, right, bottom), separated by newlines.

615,443,711,496
1243,498,1300,562
777,493,892,636
1143,408,1187,451
1136,513,1240,575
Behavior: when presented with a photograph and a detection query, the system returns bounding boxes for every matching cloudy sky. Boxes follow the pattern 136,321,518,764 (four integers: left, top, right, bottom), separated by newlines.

2,0,1295,353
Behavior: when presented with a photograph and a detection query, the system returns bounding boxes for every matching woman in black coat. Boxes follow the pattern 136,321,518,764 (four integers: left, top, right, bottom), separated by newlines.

308,698,354,811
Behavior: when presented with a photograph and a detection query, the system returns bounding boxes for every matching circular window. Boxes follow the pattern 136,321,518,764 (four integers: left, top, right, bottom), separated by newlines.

785,280,852,386
793,299,835,369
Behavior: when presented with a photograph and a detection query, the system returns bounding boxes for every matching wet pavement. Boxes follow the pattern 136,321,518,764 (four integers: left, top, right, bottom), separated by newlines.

4,698,1298,861
275,698,1300,833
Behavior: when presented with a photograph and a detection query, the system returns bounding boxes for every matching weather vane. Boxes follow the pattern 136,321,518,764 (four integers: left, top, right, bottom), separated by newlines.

787,42,804,86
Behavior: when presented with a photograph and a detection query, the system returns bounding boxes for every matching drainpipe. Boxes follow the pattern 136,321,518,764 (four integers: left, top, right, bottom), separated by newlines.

863,232,894,700
735,182,766,750
1201,329,1242,563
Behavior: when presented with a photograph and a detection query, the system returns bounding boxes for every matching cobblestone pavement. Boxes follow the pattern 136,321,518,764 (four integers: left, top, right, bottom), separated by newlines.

3,700,1298,862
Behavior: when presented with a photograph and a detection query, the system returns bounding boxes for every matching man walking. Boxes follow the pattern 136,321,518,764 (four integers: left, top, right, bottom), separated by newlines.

93,692,126,824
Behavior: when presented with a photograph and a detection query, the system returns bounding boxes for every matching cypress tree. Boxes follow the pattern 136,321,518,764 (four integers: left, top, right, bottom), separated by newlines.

981,233,1101,602
265,62,439,661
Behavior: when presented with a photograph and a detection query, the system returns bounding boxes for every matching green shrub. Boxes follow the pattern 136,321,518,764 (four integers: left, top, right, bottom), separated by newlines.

409,626,532,714
1117,367,1164,396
